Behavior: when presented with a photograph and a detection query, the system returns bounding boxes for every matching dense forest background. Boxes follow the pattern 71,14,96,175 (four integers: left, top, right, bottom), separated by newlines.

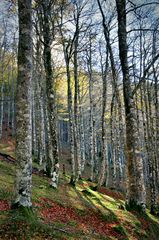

0,0,159,220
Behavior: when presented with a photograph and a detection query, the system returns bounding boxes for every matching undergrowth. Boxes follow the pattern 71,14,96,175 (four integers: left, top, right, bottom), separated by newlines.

0,156,159,239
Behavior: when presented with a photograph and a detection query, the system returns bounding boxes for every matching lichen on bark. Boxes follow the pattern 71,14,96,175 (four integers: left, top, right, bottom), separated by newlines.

13,0,33,208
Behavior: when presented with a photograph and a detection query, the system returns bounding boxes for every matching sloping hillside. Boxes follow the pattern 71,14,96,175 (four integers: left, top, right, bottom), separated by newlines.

0,143,159,240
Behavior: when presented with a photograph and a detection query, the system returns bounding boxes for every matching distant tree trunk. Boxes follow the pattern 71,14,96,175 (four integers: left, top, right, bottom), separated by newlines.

65,55,76,185
97,0,125,188
89,95,95,182
140,86,149,188
93,114,98,181
115,105,123,189
145,81,157,214
39,0,59,187
154,69,159,188
7,66,11,139
78,80,86,173
87,39,94,182
110,93,117,189
152,31,159,193
98,46,108,187
0,31,7,140
33,37,46,167
116,0,146,211
11,60,15,137
73,25,81,180
45,103,53,174
110,95,123,190
58,16,76,184
32,89,37,158
14,0,33,208
39,91,46,166
0,70,4,139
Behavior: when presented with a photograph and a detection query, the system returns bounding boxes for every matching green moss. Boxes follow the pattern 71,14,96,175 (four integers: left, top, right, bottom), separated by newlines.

112,224,127,236
101,212,118,222
76,208,87,216
0,188,14,200
69,219,77,227
125,199,145,213
82,189,93,196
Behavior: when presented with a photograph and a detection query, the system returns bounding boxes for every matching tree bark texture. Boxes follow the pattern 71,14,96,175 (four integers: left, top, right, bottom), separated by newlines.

14,0,33,207
40,0,59,186
116,0,146,211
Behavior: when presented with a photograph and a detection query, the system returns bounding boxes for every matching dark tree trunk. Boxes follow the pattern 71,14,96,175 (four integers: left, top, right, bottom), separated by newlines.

39,0,59,187
116,0,146,211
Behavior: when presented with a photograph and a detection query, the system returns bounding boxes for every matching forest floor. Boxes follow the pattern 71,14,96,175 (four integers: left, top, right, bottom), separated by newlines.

0,143,159,239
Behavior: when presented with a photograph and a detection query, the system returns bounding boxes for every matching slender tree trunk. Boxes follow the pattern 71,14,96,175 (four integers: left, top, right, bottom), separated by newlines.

97,0,125,188
88,69,94,181
87,36,94,182
40,1,59,187
93,115,98,181
146,82,157,214
74,28,81,180
98,47,108,187
39,91,46,166
45,103,53,175
33,38,45,166
65,58,76,185
78,83,86,173
110,93,116,189
11,61,15,137
32,89,37,158
152,33,159,191
0,33,7,140
154,71,159,189
0,70,4,139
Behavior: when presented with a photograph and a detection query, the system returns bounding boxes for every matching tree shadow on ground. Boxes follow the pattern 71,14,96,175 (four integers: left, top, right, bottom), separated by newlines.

130,210,159,240
72,187,128,239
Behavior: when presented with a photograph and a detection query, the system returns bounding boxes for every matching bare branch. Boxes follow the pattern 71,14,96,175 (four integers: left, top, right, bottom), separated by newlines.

132,52,159,95
127,1,159,14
